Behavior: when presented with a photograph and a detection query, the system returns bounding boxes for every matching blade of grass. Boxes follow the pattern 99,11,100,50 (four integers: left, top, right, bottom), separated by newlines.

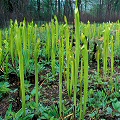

15,21,26,116
110,35,114,90
34,38,40,113
59,25,64,116
74,7,80,116
51,20,56,76
0,30,2,65
80,58,83,120
10,20,14,64
46,23,51,61
82,37,88,117
5,30,9,78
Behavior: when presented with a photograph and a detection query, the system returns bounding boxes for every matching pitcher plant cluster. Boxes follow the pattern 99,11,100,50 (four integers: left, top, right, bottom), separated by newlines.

0,9,120,119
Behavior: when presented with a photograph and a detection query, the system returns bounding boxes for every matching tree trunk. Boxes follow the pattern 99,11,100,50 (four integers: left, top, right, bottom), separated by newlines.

37,0,40,19
58,0,60,20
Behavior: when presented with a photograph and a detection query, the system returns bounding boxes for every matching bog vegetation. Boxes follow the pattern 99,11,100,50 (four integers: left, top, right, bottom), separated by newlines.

0,9,120,120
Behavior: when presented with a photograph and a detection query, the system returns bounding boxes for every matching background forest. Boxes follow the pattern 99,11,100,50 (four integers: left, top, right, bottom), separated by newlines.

0,0,120,28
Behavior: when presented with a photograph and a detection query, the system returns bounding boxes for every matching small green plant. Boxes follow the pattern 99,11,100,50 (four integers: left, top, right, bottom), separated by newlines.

0,81,11,99
34,37,40,113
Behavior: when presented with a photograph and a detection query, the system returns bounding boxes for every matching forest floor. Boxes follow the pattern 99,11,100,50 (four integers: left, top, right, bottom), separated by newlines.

0,59,120,120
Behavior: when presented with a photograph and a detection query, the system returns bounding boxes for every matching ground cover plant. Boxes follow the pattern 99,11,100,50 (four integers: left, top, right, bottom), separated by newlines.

0,10,120,120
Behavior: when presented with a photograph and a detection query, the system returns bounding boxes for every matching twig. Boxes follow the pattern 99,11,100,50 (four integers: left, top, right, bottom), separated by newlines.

64,113,73,119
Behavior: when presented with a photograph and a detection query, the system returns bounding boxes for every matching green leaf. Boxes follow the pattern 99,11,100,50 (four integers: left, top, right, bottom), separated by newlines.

106,107,112,114
50,117,58,120
26,95,30,101
15,108,23,119
23,114,34,120
115,112,120,117
112,101,120,112
89,111,97,118
0,116,3,120
31,88,36,96
0,82,10,93
43,113,49,119
29,102,36,109
0,93,2,99
41,113,49,119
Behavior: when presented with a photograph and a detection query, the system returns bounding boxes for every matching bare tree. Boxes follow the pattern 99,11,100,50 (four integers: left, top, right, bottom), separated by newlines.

37,0,40,19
